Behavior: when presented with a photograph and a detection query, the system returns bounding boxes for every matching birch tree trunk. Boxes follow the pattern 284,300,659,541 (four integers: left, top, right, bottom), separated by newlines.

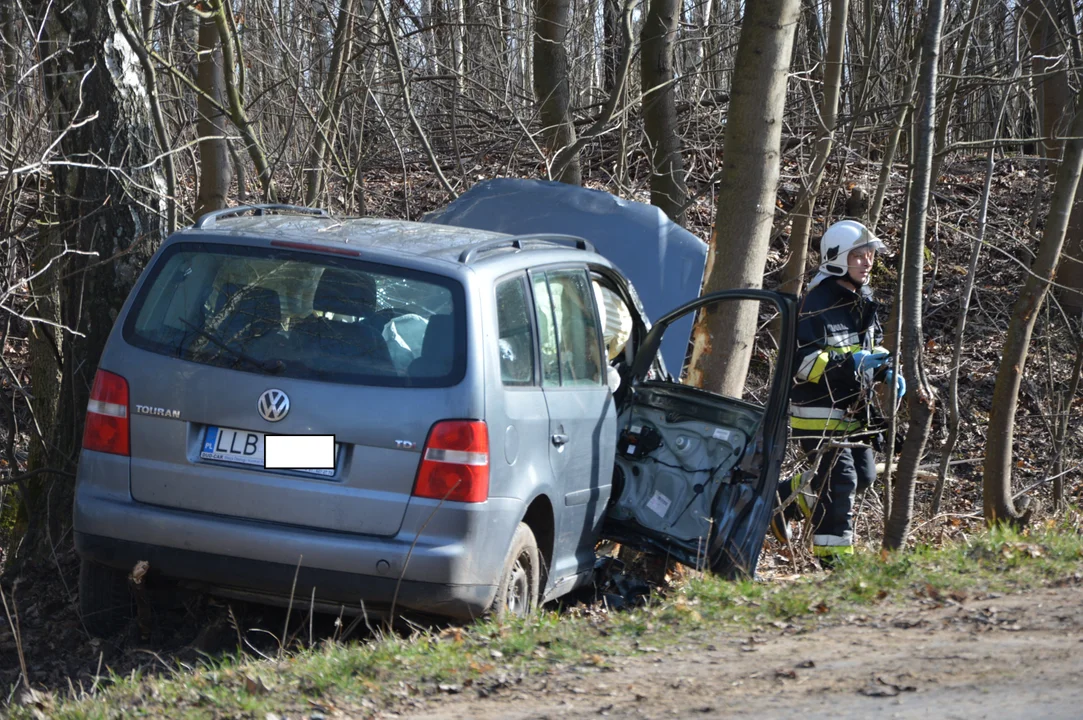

686,0,799,395
196,14,232,218
23,0,166,561
882,0,945,552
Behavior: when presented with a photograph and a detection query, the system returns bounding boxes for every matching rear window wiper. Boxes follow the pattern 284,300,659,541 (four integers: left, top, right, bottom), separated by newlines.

179,319,284,374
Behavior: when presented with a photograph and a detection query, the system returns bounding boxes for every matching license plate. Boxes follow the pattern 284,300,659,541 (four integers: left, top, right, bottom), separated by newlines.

200,426,336,477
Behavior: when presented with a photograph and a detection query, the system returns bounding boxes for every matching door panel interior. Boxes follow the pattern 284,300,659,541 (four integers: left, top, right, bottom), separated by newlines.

608,386,761,549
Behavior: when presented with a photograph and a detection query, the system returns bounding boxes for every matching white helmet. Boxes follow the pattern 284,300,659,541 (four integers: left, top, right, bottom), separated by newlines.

819,220,886,278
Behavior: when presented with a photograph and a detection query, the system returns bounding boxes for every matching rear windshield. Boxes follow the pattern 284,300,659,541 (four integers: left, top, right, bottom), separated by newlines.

123,242,466,387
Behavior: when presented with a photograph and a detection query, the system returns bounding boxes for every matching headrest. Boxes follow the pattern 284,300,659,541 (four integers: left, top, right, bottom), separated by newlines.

313,268,376,316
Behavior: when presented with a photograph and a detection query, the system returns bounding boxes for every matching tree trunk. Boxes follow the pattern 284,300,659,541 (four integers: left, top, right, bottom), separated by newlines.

534,0,581,184
17,214,63,565
303,0,356,207
452,0,466,96
115,0,176,233
641,0,686,225
602,0,622,95
686,0,800,395
882,0,945,552
931,76,1018,517
802,0,823,84
1051,0,1083,310
1059,203,1083,311
779,0,848,297
1023,0,1072,159
195,13,232,219
1,0,16,146
23,0,166,561
26,240,62,481
208,0,277,201
982,89,1083,526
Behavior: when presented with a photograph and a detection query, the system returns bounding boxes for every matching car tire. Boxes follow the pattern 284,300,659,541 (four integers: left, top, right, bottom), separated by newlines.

488,522,540,620
79,558,133,637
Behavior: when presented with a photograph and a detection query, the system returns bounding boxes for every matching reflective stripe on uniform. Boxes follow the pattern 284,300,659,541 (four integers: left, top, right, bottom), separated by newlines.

813,532,853,549
814,532,853,546
790,417,864,432
807,352,830,383
790,473,812,517
794,344,862,385
813,544,855,557
790,405,848,419
797,350,829,383
789,404,862,432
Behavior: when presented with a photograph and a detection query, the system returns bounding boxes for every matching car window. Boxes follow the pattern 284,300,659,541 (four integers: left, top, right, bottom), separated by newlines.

531,274,562,387
532,268,603,387
123,242,465,388
495,276,535,386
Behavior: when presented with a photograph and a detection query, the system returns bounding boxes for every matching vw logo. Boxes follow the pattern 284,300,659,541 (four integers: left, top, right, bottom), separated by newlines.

258,389,290,422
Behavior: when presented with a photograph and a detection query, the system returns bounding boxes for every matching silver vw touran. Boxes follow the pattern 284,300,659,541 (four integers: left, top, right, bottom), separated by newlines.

74,204,794,634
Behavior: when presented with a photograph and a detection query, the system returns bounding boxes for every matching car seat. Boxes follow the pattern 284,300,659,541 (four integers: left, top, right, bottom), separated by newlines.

216,284,282,347
408,314,454,378
292,269,392,371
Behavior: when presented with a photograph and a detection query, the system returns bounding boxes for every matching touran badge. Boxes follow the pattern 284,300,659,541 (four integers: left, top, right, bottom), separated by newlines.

258,389,290,422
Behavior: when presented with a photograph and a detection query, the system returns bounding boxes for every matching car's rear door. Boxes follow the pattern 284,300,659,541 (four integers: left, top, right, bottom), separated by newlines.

529,266,615,577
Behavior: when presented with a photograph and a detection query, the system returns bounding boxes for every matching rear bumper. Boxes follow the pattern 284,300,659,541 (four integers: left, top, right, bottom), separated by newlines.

75,532,492,621
73,455,521,621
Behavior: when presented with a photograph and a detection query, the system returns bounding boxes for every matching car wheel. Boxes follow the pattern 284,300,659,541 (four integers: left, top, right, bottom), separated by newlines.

79,558,133,637
489,523,540,620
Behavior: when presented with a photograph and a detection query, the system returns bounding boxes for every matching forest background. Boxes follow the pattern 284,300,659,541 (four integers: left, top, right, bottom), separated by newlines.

0,0,1082,575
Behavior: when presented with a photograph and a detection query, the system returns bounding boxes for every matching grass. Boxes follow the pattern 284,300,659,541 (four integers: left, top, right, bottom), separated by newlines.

9,522,1083,719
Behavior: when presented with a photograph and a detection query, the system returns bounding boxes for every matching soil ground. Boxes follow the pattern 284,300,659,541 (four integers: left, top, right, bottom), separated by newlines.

400,583,1083,720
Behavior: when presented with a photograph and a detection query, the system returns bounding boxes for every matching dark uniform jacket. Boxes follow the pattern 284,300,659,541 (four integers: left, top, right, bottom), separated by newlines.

789,276,884,434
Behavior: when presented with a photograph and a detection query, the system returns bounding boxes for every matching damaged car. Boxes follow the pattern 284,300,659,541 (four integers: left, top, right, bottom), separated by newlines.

425,178,797,576
73,190,793,636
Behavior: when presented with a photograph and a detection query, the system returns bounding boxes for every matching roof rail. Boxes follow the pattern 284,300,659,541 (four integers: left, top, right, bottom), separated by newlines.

458,234,595,264
194,204,331,230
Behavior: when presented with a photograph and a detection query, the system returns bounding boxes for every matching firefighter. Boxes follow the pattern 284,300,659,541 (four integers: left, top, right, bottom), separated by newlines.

771,220,905,563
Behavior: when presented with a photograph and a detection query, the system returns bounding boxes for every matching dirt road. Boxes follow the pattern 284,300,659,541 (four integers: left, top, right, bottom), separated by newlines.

400,583,1083,720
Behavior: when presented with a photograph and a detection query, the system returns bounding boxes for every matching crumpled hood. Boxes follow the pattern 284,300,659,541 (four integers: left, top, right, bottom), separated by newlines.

422,179,708,374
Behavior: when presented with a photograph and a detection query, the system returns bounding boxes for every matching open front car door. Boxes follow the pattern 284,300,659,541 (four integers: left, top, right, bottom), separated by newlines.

603,290,797,579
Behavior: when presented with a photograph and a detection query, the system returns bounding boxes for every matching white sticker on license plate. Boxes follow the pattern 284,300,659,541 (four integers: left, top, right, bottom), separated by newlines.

201,426,336,476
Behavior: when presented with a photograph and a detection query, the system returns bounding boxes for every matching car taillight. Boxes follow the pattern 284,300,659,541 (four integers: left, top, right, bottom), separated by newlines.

82,369,130,456
412,420,489,503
